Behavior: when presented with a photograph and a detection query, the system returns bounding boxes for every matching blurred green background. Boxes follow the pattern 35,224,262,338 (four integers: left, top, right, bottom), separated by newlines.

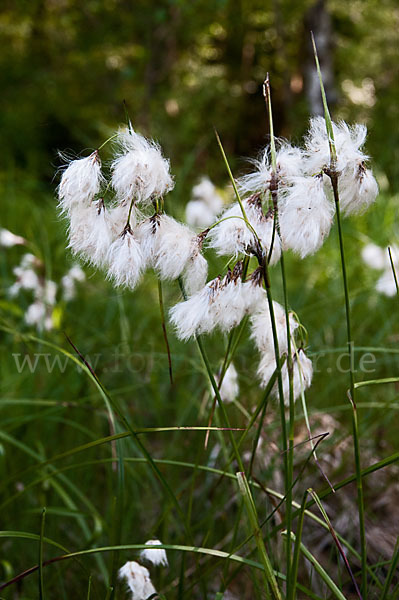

1,1,399,598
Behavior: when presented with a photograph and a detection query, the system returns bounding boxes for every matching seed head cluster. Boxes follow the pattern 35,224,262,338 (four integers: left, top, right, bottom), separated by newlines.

58,117,378,398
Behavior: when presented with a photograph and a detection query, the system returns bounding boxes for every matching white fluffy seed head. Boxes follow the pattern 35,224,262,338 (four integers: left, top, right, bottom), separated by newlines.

192,177,223,213
257,349,313,405
185,199,216,228
276,143,304,181
153,215,199,281
361,243,387,271
238,149,271,197
40,280,57,305
12,267,40,292
250,301,298,356
279,176,335,258
238,143,303,198
118,561,156,600
338,165,378,216
170,277,222,341
137,214,200,281
58,151,104,215
182,251,209,295
140,540,168,567
67,204,95,258
304,117,368,174
25,300,47,329
111,129,174,205
207,197,280,263
106,225,143,290
67,265,86,282
375,270,398,297
217,363,239,404
83,201,115,267
0,229,26,247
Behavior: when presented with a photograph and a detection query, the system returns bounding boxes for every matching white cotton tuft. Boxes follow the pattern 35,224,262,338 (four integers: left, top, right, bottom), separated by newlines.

216,265,248,332
250,301,298,356
338,165,378,216
111,129,174,205
68,264,86,282
25,301,47,328
375,270,398,297
84,201,115,267
58,151,104,215
106,225,143,290
192,177,223,213
137,214,201,281
361,243,387,271
217,363,239,404
238,143,303,197
67,204,95,257
276,143,304,181
185,199,216,228
0,228,26,247
170,277,222,340
279,176,335,258
257,349,313,405
61,265,86,302
153,216,199,280
40,280,57,305
183,251,208,295
11,267,40,293
20,253,41,269
238,149,271,197
118,561,156,600
140,540,168,567
207,196,281,263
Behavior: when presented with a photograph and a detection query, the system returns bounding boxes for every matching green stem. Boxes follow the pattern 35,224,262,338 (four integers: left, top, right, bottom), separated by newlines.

237,472,282,600
196,335,244,472
312,33,366,595
158,280,174,385
332,177,367,596
39,507,46,600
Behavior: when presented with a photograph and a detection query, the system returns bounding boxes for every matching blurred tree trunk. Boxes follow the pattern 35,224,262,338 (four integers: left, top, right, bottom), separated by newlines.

304,0,337,115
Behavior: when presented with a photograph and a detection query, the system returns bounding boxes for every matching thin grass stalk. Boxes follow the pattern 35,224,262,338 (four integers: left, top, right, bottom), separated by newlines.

38,507,46,600
157,279,174,385
288,491,307,600
388,247,399,296
264,72,295,591
282,532,347,600
237,472,282,600
308,488,362,600
109,446,125,600
196,334,244,472
381,536,399,600
311,32,367,596
87,576,92,600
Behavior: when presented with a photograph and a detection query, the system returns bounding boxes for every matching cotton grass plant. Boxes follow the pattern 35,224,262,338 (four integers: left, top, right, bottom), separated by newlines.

1,41,399,600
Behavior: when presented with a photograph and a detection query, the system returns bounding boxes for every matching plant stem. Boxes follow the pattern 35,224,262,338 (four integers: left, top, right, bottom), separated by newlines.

157,279,173,385
331,174,367,596
39,507,46,600
264,73,293,590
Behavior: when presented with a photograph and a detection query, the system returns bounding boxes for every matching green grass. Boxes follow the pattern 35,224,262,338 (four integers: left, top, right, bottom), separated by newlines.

1,173,399,599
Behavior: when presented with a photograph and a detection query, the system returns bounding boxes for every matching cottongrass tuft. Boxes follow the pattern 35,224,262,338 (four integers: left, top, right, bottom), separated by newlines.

118,561,156,600
106,224,144,290
58,150,104,215
279,175,335,258
112,128,174,205
0,228,26,247
140,539,168,567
